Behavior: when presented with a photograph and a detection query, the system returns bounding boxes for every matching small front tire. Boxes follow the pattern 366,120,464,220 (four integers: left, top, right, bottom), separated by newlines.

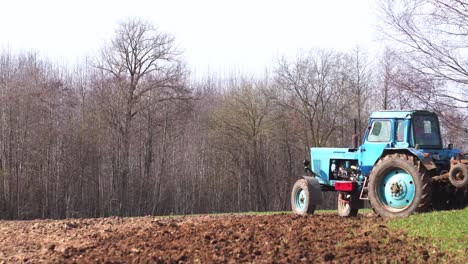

291,179,316,215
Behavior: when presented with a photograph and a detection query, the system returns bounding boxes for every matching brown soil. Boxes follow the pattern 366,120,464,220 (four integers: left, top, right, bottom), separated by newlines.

0,213,458,263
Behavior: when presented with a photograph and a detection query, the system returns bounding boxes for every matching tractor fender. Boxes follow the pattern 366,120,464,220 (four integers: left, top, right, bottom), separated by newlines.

302,176,322,205
381,149,437,171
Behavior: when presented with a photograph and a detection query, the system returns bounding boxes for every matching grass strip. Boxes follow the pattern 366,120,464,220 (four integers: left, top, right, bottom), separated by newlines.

388,208,468,255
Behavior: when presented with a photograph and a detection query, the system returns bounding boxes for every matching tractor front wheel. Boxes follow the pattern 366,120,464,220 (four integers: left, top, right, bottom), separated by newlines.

291,179,316,215
368,154,431,218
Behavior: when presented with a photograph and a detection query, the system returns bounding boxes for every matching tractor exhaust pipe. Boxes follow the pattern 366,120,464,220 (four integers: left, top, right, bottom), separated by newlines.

352,119,358,148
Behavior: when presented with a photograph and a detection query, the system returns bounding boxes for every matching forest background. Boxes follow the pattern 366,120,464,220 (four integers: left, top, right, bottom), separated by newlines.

0,0,466,219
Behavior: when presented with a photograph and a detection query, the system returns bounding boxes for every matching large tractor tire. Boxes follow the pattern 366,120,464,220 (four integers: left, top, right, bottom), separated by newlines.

291,179,316,215
368,154,431,218
337,192,359,217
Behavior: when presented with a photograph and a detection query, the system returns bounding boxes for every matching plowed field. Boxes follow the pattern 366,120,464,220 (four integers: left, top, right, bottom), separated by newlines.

0,213,461,263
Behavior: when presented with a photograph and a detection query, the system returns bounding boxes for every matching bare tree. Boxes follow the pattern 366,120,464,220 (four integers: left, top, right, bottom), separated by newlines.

374,47,414,110
379,0,468,89
91,18,188,215
346,47,372,144
274,50,347,148
210,79,274,211
379,0,468,136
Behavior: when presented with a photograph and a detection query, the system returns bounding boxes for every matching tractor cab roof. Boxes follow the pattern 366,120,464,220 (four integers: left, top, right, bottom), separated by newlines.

370,110,436,119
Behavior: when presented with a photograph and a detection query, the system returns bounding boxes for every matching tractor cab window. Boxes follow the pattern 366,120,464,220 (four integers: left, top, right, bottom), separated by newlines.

367,120,391,142
413,115,441,147
396,120,404,142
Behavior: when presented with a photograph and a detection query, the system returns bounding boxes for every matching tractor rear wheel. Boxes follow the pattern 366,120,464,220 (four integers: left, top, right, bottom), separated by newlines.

368,154,431,218
337,192,359,217
291,179,316,215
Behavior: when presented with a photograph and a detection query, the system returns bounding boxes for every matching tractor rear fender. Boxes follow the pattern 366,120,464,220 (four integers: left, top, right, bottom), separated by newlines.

302,176,322,205
380,149,437,171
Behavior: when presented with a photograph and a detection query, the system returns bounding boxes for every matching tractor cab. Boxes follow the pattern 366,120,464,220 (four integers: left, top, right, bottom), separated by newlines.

365,110,442,149
360,111,455,176
360,111,447,176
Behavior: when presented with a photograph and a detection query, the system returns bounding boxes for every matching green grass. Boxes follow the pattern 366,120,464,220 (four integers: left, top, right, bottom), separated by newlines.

388,208,468,253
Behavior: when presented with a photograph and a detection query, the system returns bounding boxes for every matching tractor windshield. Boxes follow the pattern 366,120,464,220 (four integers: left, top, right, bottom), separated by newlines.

412,115,442,147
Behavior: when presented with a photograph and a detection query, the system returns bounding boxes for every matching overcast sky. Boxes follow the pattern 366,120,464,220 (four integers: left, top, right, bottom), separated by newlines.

0,0,380,77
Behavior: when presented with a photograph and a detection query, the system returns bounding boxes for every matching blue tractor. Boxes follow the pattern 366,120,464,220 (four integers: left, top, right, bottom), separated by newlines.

291,110,467,218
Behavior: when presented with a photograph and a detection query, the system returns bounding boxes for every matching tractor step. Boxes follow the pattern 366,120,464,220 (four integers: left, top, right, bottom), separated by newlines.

359,177,369,200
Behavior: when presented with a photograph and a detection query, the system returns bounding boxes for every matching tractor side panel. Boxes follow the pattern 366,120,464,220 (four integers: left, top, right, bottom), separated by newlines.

359,143,388,176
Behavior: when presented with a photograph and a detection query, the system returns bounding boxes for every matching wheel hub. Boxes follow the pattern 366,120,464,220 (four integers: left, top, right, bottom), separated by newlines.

390,182,403,196
379,169,415,211
295,189,307,210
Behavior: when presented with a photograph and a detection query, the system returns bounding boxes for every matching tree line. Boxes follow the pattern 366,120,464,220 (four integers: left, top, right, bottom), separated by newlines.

0,0,466,219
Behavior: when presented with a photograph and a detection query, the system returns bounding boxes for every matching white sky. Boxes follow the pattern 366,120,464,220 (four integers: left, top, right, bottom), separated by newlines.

0,0,379,77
